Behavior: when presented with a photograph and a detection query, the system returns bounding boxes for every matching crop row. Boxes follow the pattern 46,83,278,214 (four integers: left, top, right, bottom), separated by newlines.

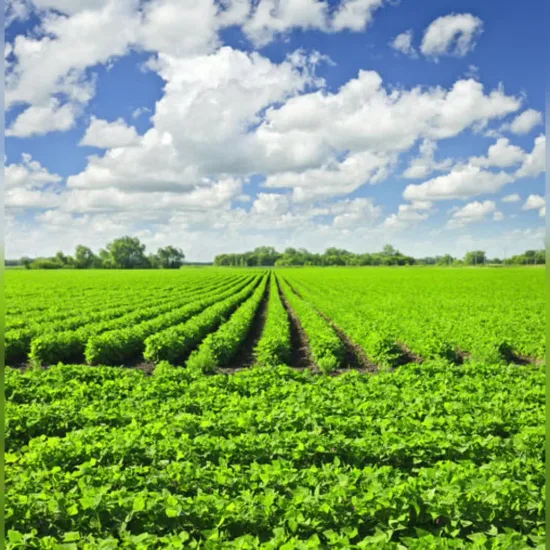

186,275,269,372
278,277,345,373
282,268,545,366
32,275,260,367
6,275,220,331
254,275,292,367
8,275,247,366
143,275,267,366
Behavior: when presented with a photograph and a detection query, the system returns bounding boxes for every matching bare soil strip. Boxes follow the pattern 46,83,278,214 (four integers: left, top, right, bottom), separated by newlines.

455,348,471,365
318,310,378,373
500,347,544,366
395,342,424,366
282,277,379,373
222,276,271,371
275,276,316,371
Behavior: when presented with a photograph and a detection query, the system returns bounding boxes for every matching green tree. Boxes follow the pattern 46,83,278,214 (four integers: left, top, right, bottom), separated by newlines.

464,250,486,266
436,254,454,266
156,246,185,269
21,257,32,269
382,244,398,256
74,245,96,269
105,236,148,269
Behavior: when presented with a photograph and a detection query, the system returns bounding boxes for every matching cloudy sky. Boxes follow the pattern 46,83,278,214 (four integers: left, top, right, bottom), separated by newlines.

5,0,546,261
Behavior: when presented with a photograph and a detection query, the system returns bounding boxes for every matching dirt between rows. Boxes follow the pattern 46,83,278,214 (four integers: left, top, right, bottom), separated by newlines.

275,276,316,371
280,277,379,373
221,276,271,371
9,275,542,373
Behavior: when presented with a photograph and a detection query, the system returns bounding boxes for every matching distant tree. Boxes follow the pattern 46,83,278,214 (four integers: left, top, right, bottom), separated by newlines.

436,254,454,266
382,244,398,256
156,246,185,269
21,257,32,269
98,249,112,268
55,251,69,265
464,250,486,265
74,245,96,269
105,236,148,269
30,258,63,269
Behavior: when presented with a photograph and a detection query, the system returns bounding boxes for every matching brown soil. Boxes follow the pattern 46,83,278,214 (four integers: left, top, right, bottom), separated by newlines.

275,276,316,371
395,341,424,366
282,277,378,373
500,347,544,366
124,359,156,375
316,310,378,373
455,348,471,365
281,278,304,299
224,276,271,370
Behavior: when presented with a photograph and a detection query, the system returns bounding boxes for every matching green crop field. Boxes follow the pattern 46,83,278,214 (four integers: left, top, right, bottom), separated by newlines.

4,267,545,548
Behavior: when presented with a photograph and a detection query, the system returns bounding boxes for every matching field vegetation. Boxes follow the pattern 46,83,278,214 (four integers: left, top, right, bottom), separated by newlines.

4,266,545,548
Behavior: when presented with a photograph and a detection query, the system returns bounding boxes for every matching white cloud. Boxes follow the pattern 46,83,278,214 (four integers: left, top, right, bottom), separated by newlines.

5,0,141,135
138,0,220,57
446,200,496,228
68,47,322,192
241,0,328,46
390,29,417,57
515,135,545,179
493,211,504,221
5,153,62,190
404,134,543,203
330,0,386,32
5,153,64,210
132,106,151,119
420,13,483,59
330,197,381,228
509,109,543,135
522,194,545,218
80,117,140,148
264,150,395,202
402,139,452,179
31,0,113,14
5,0,31,27
470,138,526,168
404,164,513,202
501,193,520,203
383,202,432,229
6,99,80,137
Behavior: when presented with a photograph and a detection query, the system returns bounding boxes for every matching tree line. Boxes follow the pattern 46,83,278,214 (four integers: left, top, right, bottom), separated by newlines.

213,246,546,267
5,239,545,269
7,237,186,270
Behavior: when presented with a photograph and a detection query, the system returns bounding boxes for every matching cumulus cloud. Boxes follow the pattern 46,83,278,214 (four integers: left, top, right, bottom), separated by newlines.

80,117,140,148
501,193,520,203
420,13,483,59
5,0,31,27
508,109,543,135
515,135,546,178
5,153,64,210
330,197,381,228
6,99,80,137
404,134,544,203
404,165,513,202
264,150,395,202
383,201,433,229
390,30,417,57
470,138,526,168
446,200,496,228
522,194,545,217
402,139,452,179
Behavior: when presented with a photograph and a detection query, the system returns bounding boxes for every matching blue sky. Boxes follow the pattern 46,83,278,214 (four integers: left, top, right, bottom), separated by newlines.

4,0,545,261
